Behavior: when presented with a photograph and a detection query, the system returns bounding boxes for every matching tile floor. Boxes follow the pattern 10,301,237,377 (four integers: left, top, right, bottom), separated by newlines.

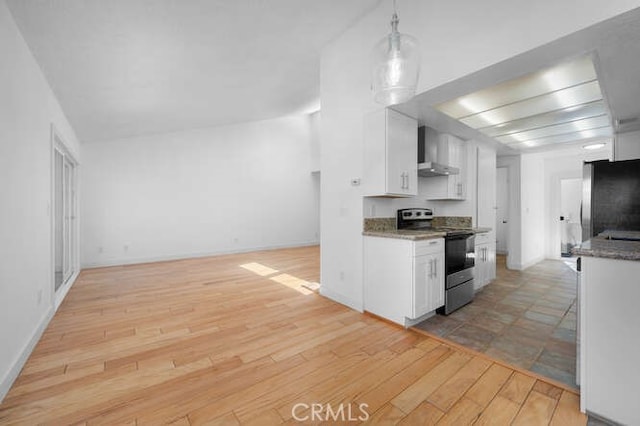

414,255,578,389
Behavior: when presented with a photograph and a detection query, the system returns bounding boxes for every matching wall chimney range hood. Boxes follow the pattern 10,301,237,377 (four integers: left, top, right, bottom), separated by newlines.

417,126,460,177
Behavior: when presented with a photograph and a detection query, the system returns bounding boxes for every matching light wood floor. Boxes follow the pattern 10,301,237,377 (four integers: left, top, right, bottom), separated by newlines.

0,246,586,425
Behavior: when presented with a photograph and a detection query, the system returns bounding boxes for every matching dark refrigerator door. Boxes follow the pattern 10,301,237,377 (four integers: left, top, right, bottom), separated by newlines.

581,163,593,241
590,159,640,236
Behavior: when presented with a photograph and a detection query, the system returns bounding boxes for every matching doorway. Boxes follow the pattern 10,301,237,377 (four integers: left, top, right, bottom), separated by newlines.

52,129,78,307
559,178,582,257
496,167,509,255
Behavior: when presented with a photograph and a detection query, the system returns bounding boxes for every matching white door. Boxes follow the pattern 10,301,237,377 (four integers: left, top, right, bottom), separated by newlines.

53,140,78,296
496,167,509,254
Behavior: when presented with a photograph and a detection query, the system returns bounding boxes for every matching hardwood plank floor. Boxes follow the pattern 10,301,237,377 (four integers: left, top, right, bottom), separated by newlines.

0,246,586,425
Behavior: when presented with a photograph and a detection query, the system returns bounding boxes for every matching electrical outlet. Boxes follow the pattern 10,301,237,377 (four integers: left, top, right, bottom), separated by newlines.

124,244,129,252
37,289,42,305
339,271,345,281
98,246,104,254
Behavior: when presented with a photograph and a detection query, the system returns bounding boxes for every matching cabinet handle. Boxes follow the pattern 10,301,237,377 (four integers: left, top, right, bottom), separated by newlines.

457,183,463,196
428,259,433,279
433,258,437,278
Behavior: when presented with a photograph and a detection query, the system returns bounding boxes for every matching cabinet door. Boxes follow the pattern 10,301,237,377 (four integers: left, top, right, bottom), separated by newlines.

413,251,445,318
474,243,487,289
387,110,417,196
413,254,431,318
428,251,445,311
486,242,496,282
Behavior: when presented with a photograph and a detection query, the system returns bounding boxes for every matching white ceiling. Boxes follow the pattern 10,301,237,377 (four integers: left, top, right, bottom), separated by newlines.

395,7,640,155
435,55,614,151
6,0,380,142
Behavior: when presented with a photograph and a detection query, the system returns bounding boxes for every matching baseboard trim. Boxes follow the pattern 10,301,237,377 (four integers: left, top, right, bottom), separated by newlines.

319,287,363,313
508,255,546,271
54,270,79,310
0,306,54,402
81,241,320,269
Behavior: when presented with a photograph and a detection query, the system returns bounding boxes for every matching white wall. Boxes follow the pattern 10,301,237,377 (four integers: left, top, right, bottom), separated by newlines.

0,0,81,401
615,130,640,160
81,115,319,267
320,0,640,310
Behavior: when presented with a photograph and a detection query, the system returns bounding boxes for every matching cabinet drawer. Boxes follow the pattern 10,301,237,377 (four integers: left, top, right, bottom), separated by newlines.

414,238,444,256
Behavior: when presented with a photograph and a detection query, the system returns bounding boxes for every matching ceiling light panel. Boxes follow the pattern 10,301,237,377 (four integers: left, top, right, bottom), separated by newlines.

506,126,613,149
479,100,608,137
460,80,603,129
496,114,610,144
436,55,597,119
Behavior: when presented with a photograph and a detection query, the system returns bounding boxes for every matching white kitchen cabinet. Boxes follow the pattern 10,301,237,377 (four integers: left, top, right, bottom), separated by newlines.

363,108,417,197
580,256,640,425
364,236,444,326
474,232,496,290
423,134,467,200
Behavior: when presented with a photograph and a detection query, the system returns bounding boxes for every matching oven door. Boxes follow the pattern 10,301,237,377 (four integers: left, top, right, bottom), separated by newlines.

445,234,475,276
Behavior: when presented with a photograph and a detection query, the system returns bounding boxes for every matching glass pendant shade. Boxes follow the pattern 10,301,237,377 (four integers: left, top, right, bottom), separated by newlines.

371,17,420,106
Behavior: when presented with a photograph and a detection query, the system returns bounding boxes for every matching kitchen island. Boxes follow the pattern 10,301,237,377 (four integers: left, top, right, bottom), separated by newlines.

573,233,640,425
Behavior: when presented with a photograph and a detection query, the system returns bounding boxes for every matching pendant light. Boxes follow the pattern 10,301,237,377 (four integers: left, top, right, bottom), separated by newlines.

371,0,420,106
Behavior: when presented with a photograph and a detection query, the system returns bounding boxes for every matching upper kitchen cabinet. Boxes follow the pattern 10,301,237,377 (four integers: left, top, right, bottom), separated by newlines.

419,127,467,200
363,108,417,197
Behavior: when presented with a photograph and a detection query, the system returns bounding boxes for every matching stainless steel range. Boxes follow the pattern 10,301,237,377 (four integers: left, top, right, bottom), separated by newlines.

397,208,475,315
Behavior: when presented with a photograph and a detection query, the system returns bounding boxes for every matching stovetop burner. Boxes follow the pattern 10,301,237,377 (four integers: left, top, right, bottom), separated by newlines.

396,209,473,237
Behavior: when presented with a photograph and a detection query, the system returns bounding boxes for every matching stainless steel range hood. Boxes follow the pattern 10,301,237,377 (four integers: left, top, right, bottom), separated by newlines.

417,126,460,177
418,162,459,177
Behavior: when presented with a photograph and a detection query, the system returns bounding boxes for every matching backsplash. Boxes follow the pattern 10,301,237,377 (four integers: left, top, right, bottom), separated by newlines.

432,216,473,229
363,217,395,232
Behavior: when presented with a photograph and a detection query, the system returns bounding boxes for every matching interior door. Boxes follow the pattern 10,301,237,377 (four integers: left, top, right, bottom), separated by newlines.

54,142,77,295
496,167,509,254
54,150,64,291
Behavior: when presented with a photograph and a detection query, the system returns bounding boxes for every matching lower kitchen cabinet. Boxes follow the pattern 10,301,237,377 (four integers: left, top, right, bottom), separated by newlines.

474,233,496,290
364,236,444,327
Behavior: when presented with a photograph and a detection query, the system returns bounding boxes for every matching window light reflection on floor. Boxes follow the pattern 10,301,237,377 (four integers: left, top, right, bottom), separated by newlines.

239,262,317,295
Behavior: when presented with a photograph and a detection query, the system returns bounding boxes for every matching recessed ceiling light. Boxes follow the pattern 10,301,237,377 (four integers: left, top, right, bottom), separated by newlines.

583,143,606,150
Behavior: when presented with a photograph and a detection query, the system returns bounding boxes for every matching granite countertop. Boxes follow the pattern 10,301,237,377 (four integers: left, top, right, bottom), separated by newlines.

362,229,446,240
573,230,640,261
362,227,491,240
473,227,492,234
362,216,490,241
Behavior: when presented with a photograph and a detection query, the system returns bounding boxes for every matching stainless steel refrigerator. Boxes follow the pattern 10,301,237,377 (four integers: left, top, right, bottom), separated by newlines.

581,159,640,241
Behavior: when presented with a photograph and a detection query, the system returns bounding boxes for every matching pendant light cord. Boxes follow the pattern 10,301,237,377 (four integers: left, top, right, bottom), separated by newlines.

390,0,399,33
